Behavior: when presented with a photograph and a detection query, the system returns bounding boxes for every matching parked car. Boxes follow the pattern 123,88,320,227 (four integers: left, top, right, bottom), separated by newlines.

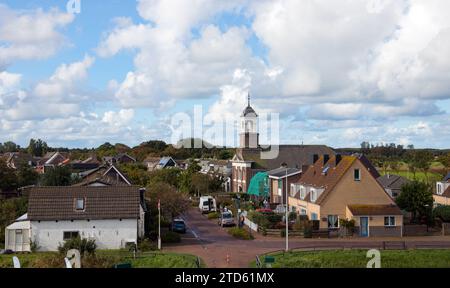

218,211,235,227
199,196,217,214
171,218,187,234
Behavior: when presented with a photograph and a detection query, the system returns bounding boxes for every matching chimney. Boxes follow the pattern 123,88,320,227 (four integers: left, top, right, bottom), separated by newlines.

335,154,342,166
313,154,319,164
323,154,330,166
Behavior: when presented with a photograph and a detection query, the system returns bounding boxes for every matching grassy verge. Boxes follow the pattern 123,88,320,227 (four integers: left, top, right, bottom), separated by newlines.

249,249,450,268
0,251,205,268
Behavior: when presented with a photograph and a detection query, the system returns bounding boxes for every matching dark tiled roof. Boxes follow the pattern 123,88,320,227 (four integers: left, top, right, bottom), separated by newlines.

237,145,335,170
442,186,450,198
348,204,403,216
242,105,257,117
377,175,410,190
28,186,140,221
444,172,450,182
299,155,356,205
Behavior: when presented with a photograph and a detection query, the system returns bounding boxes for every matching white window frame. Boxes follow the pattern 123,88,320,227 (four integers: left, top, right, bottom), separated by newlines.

354,169,361,181
310,189,317,202
384,216,396,227
75,198,85,211
437,184,442,195
327,215,339,229
300,186,306,200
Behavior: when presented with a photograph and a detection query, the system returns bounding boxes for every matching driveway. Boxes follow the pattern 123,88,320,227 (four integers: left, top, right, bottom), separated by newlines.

163,208,450,268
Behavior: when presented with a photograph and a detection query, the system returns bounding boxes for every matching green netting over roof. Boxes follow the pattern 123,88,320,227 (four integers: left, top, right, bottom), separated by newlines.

247,172,269,197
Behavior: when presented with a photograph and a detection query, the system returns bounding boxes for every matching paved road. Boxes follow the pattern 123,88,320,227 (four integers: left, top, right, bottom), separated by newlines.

163,208,450,268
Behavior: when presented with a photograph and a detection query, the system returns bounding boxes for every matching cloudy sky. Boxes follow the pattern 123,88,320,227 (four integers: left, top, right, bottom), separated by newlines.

1,0,449,149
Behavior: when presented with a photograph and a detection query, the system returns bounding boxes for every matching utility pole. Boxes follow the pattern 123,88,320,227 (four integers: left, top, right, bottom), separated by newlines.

158,199,161,250
285,168,289,252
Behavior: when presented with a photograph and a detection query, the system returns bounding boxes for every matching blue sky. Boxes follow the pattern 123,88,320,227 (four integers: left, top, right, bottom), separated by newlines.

1,0,449,149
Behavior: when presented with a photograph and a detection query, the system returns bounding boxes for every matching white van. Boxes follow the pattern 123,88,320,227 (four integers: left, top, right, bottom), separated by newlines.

199,196,217,214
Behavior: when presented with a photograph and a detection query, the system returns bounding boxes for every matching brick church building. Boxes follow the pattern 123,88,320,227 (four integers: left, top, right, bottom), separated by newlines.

231,95,335,203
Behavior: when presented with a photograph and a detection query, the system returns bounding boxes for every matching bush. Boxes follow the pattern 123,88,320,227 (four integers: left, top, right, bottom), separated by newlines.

288,212,297,221
58,236,97,256
304,222,313,238
248,211,271,229
228,227,254,240
208,212,219,219
138,239,157,252
434,205,450,222
161,231,181,243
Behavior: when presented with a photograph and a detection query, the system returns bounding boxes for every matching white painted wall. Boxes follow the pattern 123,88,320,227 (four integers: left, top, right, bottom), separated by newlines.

31,219,139,251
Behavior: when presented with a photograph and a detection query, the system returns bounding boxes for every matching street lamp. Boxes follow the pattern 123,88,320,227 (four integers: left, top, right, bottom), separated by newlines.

285,168,289,252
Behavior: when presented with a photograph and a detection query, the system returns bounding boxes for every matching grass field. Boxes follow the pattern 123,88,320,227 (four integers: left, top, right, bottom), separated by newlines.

0,251,204,268
250,249,450,268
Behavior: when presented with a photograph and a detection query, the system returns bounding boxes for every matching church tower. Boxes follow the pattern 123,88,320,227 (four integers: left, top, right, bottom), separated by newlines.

239,93,259,149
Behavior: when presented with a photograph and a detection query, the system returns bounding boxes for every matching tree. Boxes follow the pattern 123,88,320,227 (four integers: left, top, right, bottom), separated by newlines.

27,138,48,157
438,152,450,169
414,150,434,183
0,197,28,247
148,168,181,188
0,159,19,191
145,182,190,220
119,163,150,186
191,173,210,196
179,160,201,193
17,164,39,187
396,181,433,223
41,166,73,186
2,141,19,152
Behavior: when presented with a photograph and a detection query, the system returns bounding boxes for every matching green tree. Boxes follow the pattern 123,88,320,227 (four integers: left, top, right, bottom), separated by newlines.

438,152,450,169
41,166,73,186
178,160,201,194
18,164,40,187
119,163,150,186
414,150,434,183
148,168,181,188
145,182,190,220
2,141,19,152
0,159,19,191
27,138,48,157
191,173,210,196
0,197,28,247
396,181,433,223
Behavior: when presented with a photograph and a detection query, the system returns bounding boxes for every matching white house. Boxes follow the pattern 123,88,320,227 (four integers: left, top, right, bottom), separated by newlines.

5,186,145,252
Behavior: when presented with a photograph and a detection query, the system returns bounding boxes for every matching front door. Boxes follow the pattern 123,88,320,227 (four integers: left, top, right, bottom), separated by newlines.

15,230,23,252
360,217,369,237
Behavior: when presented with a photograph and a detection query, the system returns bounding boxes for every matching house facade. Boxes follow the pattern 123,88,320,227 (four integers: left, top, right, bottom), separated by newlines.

288,155,403,237
434,172,450,206
377,174,410,199
5,186,145,252
268,167,302,205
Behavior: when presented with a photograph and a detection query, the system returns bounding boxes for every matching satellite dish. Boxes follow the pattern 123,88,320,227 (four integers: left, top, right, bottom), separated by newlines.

66,249,81,268
64,258,72,268
12,256,21,268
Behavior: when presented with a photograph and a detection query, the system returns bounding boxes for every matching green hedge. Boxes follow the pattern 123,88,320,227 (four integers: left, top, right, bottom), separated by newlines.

434,205,450,222
228,227,254,240
161,231,181,243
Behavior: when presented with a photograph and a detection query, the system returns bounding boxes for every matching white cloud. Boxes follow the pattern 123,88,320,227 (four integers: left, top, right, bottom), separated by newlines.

0,4,74,66
102,109,135,127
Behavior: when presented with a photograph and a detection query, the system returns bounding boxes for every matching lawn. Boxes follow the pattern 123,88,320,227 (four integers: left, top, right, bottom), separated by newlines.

0,251,204,268
250,249,450,268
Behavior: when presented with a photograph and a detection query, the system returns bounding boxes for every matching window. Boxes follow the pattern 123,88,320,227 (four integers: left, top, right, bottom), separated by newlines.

290,184,296,197
310,189,317,202
300,186,306,200
437,184,442,195
300,209,307,215
328,215,339,229
354,169,361,181
63,231,79,240
311,213,318,221
75,198,85,211
384,216,396,227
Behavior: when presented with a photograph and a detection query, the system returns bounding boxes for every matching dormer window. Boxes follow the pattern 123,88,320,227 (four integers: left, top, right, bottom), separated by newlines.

310,189,317,202
75,198,85,211
300,186,306,200
354,169,361,181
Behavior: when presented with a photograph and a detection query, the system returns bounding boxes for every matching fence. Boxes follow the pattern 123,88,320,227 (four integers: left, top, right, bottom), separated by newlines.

403,225,442,236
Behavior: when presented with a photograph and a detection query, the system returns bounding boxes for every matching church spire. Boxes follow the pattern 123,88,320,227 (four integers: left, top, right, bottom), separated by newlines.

248,92,251,107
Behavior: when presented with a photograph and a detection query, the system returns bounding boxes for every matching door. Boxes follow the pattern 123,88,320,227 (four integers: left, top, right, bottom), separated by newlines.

15,230,23,252
360,217,369,237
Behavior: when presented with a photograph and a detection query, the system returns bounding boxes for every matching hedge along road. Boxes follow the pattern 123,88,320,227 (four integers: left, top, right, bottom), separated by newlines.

162,208,450,268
